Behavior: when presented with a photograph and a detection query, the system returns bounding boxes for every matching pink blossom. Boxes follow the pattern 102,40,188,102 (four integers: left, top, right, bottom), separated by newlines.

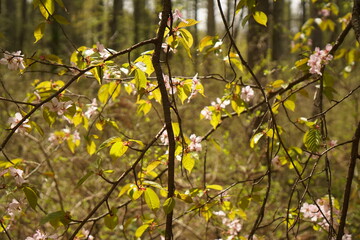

329,139,338,148
8,112,31,134
188,134,202,152
163,74,180,94
241,86,254,102
201,107,212,120
271,155,281,168
7,199,21,218
160,130,169,145
319,9,330,18
9,167,25,186
96,42,115,59
25,229,58,240
342,234,352,240
187,73,200,102
84,98,98,118
159,9,188,26
0,50,25,70
44,98,73,115
307,44,333,75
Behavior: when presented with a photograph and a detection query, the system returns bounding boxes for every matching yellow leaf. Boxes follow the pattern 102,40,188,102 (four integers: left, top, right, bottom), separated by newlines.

34,23,45,43
284,100,296,112
253,11,267,27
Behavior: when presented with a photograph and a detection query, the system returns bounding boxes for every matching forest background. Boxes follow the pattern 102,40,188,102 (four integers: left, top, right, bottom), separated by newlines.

0,0,359,239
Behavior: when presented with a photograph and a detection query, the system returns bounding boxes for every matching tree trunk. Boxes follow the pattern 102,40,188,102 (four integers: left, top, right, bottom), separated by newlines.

109,0,123,48
247,0,270,68
271,0,287,61
207,0,216,36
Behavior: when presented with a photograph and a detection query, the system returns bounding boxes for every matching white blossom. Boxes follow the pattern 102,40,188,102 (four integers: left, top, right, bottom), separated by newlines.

211,98,230,110
9,167,25,186
201,107,212,120
0,50,25,70
84,98,98,118
7,199,21,218
8,112,31,134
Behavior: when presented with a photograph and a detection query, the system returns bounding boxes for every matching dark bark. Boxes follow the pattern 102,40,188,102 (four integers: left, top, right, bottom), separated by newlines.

109,0,124,48
272,0,286,61
310,1,323,48
152,1,176,239
19,0,27,50
352,0,360,43
337,122,360,239
207,0,216,36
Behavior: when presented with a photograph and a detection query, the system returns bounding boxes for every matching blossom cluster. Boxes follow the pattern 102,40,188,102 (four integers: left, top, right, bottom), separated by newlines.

44,98,73,116
0,167,26,186
241,86,254,102
163,74,182,94
48,127,80,145
300,197,340,230
188,134,202,152
0,50,25,70
213,211,242,240
307,44,333,75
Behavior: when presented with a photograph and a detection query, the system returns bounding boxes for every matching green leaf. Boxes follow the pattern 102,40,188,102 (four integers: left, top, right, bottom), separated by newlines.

86,140,96,155
39,0,55,19
40,210,69,228
199,35,215,52
53,14,69,24
183,153,195,173
23,187,38,210
55,0,65,8
34,22,45,43
206,185,223,191
144,188,160,211
128,186,144,200
104,214,118,230
250,132,264,148
284,99,296,112
109,141,128,160
172,122,180,137
108,81,121,100
179,29,194,48
91,66,103,85
135,224,149,238
98,83,110,104
177,19,199,28
43,107,57,126
135,68,147,90
76,171,94,187
253,11,267,26
97,137,122,152
303,128,321,152
163,197,176,214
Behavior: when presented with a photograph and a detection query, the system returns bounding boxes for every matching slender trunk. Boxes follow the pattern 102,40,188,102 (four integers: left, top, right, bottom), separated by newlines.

271,0,285,61
247,0,269,68
207,0,216,36
110,0,124,46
